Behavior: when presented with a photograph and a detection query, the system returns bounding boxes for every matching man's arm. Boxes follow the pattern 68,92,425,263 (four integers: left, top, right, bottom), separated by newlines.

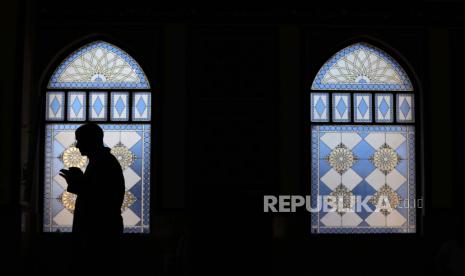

60,167,84,195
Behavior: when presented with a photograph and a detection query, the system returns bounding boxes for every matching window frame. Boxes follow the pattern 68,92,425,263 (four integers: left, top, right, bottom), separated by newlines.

38,38,156,235
305,38,424,236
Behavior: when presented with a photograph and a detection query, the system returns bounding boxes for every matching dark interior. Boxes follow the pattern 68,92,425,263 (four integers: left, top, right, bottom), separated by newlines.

1,2,464,275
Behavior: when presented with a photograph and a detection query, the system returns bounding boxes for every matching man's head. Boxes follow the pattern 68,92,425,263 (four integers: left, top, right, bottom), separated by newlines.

75,123,104,156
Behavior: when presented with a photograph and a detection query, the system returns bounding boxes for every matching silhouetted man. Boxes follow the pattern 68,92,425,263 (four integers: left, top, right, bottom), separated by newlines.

59,123,125,273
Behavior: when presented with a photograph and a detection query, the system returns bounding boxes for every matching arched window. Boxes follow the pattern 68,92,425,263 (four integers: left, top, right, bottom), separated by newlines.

310,42,416,233
43,41,151,233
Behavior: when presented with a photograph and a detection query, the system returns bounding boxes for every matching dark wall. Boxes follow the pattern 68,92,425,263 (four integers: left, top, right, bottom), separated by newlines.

1,2,464,275
0,0,20,273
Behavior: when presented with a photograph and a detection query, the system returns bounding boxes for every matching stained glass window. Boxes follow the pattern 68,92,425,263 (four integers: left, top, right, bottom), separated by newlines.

310,43,416,234
43,41,152,233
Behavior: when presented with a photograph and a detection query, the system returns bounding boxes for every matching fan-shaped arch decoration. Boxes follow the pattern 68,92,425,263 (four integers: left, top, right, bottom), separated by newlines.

311,43,413,91
48,41,150,89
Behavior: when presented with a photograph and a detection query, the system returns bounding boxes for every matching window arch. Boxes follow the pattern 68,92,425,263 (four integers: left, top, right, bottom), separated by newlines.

310,42,416,234
43,40,151,233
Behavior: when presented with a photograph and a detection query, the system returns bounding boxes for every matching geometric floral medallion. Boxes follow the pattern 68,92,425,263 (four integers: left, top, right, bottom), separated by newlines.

370,184,402,216
327,184,354,216
370,143,401,175
325,143,358,174
59,142,88,168
58,190,136,214
110,142,136,170
57,191,77,214
121,191,137,212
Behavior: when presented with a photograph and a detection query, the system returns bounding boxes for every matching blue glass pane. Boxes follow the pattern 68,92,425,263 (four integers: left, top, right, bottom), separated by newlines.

94,98,103,115
67,92,86,121
46,92,65,121
379,99,389,116
116,98,125,115
72,98,82,115
397,94,415,123
110,92,129,121
336,99,346,116
332,93,350,122
358,98,368,116
310,93,329,122
89,92,107,121
353,94,372,123
132,92,151,121
315,98,325,116
374,94,393,123
51,98,60,115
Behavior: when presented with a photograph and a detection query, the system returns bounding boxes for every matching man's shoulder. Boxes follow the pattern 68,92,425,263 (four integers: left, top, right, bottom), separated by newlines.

96,148,122,170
